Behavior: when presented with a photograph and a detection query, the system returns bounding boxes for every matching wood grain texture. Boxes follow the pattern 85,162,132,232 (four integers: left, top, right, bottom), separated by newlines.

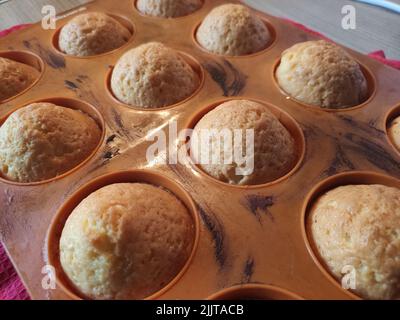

0,0,91,28
0,0,399,58
246,0,400,59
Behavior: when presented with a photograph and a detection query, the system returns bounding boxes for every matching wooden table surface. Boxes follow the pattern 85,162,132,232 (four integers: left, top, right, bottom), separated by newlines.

0,0,399,58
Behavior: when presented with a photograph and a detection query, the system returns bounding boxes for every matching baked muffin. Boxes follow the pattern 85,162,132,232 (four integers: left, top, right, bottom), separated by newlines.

137,0,202,18
111,42,199,108
388,116,400,151
0,57,40,101
60,183,194,300
191,100,296,185
59,12,131,57
0,102,101,183
310,184,400,300
276,40,368,109
196,4,270,56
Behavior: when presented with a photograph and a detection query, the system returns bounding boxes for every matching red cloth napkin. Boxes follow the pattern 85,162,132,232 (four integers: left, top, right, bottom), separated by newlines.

0,24,32,38
368,50,400,69
0,245,29,300
0,19,399,301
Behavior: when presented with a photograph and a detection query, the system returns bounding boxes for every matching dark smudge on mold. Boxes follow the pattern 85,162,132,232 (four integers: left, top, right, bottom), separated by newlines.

198,206,227,269
76,74,89,82
302,124,319,140
64,80,78,90
242,257,255,284
102,146,120,162
111,108,134,141
23,39,65,69
344,132,400,172
106,134,117,144
337,114,384,136
165,164,229,269
323,142,355,176
63,75,102,107
100,135,120,162
101,133,122,164
242,194,275,223
203,59,246,97
112,108,124,130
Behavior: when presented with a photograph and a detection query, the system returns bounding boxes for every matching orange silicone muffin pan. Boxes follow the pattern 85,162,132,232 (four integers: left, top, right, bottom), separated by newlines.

0,0,400,300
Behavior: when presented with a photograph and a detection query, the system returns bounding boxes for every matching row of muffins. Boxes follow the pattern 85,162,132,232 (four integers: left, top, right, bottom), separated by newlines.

54,2,369,109
0,3,374,110
0,38,371,109
1,2,392,185
55,171,400,300
58,3,271,57
1,100,400,301
1,49,399,183
54,3,370,109
9,95,400,188
1,99,398,189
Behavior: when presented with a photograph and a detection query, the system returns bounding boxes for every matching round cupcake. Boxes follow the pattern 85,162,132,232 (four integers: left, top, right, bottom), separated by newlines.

0,57,40,101
191,100,296,185
58,12,131,57
60,183,194,300
196,4,270,56
276,40,368,109
388,116,400,151
136,0,202,18
0,102,101,183
310,184,400,300
111,42,199,108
